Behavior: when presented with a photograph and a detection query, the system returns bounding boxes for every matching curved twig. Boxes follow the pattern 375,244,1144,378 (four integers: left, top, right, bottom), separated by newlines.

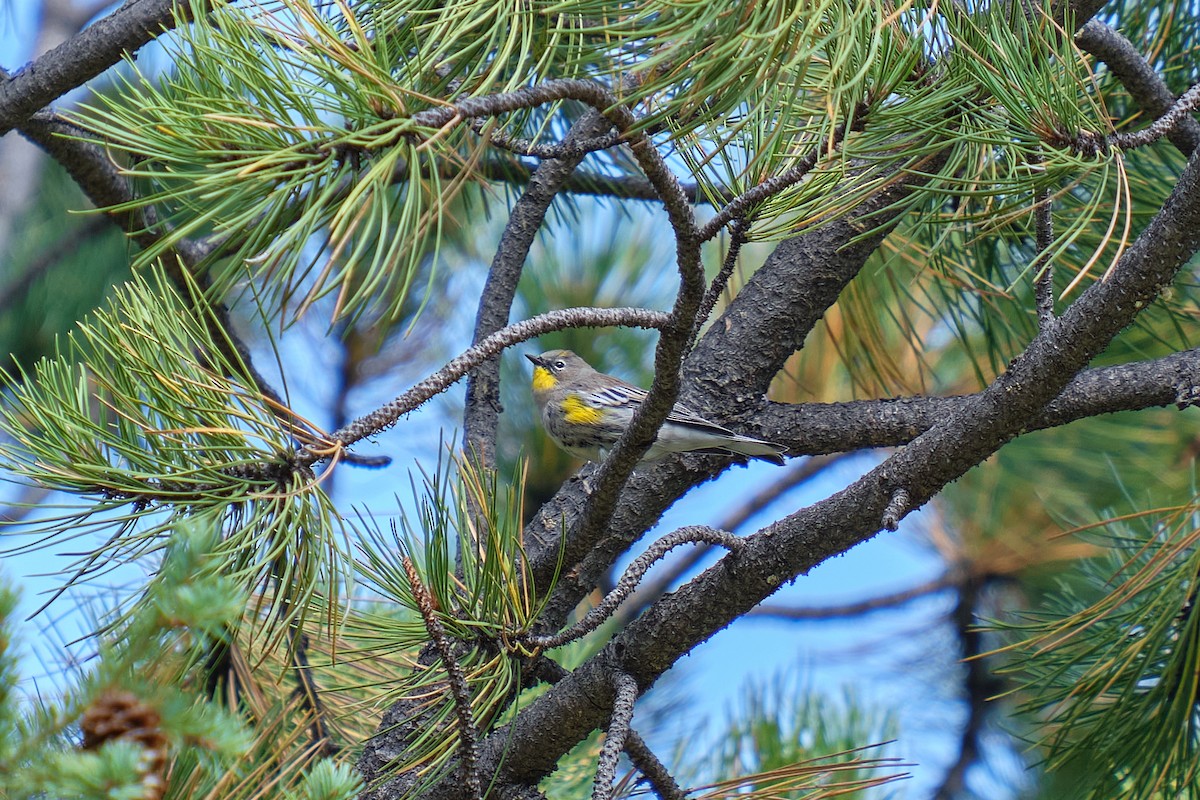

464,107,623,469
592,671,639,800
402,556,482,800
298,307,671,466
523,526,743,650
1076,20,1200,157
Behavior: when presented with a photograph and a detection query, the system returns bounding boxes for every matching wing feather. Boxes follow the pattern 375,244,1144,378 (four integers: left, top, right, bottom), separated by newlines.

580,383,739,436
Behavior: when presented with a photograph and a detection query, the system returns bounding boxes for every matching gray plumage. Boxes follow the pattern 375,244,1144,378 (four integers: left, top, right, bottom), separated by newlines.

526,349,786,465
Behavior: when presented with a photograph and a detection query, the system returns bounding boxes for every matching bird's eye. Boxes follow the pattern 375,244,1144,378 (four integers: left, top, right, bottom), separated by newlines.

554,360,566,370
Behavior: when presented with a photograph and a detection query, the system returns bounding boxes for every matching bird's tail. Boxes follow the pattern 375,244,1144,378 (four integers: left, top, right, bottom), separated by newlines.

711,435,787,466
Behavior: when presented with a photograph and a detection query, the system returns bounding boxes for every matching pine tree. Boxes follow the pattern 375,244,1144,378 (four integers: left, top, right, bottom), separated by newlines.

1,1,1199,798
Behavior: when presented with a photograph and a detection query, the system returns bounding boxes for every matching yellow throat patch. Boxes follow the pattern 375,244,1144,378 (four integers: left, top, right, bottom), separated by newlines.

531,366,557,393
561,394,604,425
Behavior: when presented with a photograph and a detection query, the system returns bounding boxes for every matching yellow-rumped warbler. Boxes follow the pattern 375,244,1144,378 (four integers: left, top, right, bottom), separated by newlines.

526,349,786,465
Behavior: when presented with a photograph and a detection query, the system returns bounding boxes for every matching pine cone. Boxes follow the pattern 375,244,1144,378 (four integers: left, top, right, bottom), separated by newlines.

80,688,168,800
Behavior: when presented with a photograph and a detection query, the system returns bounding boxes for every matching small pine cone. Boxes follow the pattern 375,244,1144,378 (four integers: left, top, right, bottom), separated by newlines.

80,688,169,800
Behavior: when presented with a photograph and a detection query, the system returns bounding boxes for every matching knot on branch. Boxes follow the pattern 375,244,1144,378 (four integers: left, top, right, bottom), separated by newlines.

1068,129,1110,159
1175,380,1200,409
881,488,910,532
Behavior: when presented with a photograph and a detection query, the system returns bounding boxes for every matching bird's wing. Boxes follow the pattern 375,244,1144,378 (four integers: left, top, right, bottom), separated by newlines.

582,383,737,435
582,382,647,409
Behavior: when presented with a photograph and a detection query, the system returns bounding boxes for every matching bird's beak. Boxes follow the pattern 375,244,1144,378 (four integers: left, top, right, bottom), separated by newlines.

526,354,543,368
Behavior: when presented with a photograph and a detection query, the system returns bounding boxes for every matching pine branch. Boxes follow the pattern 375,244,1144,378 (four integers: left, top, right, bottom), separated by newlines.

0,0,197,134
16,113,287,414
696,125,848,242
420,135,1200,800
1076,20,1200,156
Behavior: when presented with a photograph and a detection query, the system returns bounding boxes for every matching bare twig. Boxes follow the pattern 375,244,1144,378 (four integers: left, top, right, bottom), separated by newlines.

1033,169,1055,328
592,671,639,800
881,488,910,532
402,556,481,800
300,306,670,466
758,346,1200,454
751,569,963,620
523,526,743,650
691,217,750,348
474,159,719,204
1105,81,1200,152
623,730,686,800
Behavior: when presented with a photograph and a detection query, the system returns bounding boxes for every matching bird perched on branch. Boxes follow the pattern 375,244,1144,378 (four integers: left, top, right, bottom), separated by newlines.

526,349,786,465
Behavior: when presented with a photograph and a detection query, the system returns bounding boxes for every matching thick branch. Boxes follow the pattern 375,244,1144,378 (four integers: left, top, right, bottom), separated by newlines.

0,0,196,134
427,140,1200,800
756,347,1200,455
1076,20,1200,156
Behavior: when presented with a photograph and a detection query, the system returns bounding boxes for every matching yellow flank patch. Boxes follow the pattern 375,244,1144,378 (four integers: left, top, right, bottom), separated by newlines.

531,366,558,393
561,394,604,425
